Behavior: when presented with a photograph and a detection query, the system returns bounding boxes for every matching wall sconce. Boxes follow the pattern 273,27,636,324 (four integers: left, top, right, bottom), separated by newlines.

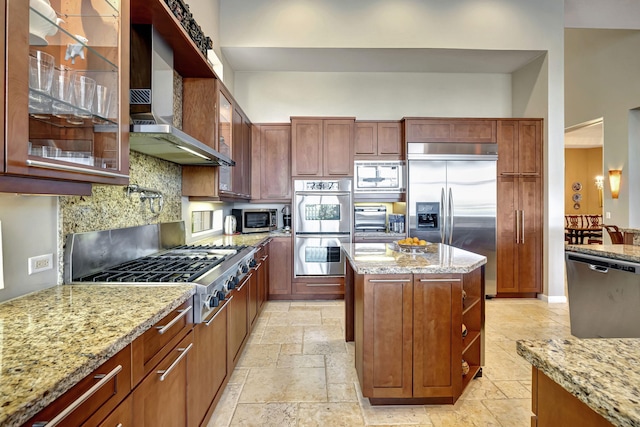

609,169,622,199
595,175,604,207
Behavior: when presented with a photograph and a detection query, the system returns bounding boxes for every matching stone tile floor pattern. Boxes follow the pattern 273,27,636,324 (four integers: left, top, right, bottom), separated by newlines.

208,298,571,426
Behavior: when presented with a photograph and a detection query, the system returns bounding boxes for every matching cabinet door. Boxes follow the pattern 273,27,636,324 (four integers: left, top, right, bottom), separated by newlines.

254,124,291,200
517,120,542,176
248,268,259,329
188,303,228,427
405,119,496,143
496,176,518,293
517,176,542,293
292,119,323,176
354,122,377,155
360,275,413,398
257,242,270,310
94,394,132,427
377,122,402,156
228,274,249,368
413,275,462,399
4,0,129,191
218,87,233,192
497,120,518,175
268,237,293,297
323,119,353,176
133,331,193,427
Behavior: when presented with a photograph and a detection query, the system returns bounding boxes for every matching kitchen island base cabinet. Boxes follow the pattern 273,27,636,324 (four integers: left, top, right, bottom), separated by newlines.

531,367,613,427
355,268,484,405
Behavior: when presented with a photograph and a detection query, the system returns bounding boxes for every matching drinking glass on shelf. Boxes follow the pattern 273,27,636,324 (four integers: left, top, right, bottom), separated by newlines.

92,84,111,123
28,50,55,114
51,66,75,118
69,74,96,123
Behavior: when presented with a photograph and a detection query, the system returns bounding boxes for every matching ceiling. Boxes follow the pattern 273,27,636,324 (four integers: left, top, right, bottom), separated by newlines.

565,121,603,148
222,47,546,73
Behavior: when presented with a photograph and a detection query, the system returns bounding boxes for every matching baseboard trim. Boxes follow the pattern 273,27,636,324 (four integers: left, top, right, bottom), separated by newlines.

538,294,568,304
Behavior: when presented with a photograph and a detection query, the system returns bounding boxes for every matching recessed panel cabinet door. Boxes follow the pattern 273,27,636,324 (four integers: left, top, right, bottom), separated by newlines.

292,119,323,176
323,120,353,176
517,176,542,293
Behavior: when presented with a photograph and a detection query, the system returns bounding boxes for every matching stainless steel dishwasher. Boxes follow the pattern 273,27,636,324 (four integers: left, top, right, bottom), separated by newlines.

566,251,640,338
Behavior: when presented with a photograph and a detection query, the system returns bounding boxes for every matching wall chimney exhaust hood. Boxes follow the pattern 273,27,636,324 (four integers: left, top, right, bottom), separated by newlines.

129,25,233,167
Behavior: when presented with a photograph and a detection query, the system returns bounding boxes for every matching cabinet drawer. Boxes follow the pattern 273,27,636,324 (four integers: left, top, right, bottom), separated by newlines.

293,279,344,295
23,345,132,427
132,299,194,384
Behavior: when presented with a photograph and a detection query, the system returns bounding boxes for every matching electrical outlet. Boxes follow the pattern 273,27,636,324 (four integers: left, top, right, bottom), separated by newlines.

28,253,53,275
606,212,611,219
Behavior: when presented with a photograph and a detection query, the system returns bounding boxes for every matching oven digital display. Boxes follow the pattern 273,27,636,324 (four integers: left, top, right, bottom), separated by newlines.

304,246,342,263
304,204,340,221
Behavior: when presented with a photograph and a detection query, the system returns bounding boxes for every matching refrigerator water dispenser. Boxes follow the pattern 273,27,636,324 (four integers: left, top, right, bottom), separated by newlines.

416,202,439,230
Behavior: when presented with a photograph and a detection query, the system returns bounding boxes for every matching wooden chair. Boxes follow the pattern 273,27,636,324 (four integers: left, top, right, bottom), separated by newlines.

604,225,624,244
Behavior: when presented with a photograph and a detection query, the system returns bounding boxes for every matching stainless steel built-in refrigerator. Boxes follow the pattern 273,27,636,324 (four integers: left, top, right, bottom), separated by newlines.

407,143,498,296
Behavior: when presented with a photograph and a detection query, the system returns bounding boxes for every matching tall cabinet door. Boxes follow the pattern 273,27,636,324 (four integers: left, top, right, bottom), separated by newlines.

323,119,353,176
292,119,323,176
517,176,542,293
496,177,518,293
413,275,462,399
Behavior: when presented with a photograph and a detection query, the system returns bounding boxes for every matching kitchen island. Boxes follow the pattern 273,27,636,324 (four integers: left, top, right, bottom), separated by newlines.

517,338,640,427
342,242,486,404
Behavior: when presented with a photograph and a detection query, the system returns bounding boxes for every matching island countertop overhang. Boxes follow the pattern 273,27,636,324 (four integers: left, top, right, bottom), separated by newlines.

341,242,487,275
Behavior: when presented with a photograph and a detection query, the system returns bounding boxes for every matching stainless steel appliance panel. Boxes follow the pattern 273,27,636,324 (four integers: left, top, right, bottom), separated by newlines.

566,252,640,338
354,161,405,193
294,179,352,234
232,209,277,233
354,205,387,232
294,234,351,276
408,157,497,296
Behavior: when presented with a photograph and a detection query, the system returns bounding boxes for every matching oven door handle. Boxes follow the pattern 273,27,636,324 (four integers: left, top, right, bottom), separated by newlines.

295,233,351,239
295,191,352,197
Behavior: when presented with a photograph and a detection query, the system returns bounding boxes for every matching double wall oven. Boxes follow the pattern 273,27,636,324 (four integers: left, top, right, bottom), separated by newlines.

293,179,352,277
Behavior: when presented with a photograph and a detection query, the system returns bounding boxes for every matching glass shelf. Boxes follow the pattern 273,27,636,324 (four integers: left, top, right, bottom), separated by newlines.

28,89,117,127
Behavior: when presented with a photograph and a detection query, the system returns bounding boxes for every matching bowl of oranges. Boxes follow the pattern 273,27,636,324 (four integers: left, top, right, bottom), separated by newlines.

395,237,433,253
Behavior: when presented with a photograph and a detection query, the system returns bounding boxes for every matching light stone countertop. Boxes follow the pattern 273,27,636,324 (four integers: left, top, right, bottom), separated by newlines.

193,230,291,247
0,284,195,427
566,243,640,263
341,242,486,274
517,338,640,427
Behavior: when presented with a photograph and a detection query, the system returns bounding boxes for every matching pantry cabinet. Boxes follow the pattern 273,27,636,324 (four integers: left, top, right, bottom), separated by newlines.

4,0,130,195
354,121,403,159
251,124,292,202
291,117,355,177
496,120,543,296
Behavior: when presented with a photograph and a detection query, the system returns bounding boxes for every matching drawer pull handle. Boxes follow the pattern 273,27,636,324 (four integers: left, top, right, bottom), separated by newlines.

32,365,122,427
305,283,342,287
419,278,461,282
205,299,230,326
237,274,253,291
369,279,411,283
158,342,193,381
156,306,192,335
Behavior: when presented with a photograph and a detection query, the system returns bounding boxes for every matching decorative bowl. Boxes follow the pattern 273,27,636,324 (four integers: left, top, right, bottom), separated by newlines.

30,0,61,46
395,241,435,253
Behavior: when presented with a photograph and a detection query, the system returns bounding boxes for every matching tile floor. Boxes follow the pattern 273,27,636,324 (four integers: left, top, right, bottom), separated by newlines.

208,298,572,427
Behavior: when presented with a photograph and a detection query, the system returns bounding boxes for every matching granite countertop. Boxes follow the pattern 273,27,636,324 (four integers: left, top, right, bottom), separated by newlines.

0,284,195,427
353,231,405,238
517,338,640,427
566,244,640,263
193,230,291,247
341,242,486,274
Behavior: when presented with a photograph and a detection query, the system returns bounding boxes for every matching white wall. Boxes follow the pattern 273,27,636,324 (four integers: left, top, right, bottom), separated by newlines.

235,72,512,123
0,194,59,301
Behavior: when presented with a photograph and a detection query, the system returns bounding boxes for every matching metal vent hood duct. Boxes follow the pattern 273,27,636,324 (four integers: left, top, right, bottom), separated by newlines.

129,25,234,167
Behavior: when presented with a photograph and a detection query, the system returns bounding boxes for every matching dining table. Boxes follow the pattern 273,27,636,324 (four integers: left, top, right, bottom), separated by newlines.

565,225,603,244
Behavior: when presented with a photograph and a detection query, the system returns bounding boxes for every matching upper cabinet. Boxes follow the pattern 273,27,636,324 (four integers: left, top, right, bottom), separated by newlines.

2,0,130,194
405,119,497,144
354,121,403,160
251,124,291,202
497,120,542,176
291,117,354,177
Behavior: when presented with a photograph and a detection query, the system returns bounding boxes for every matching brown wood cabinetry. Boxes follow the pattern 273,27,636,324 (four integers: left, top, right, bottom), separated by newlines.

292,277,345,298
251,124,292,201
228,272,250,368
95,394,132,427
3,0,130,195
496,120,543,296
354,121,403,159
291,117,354,177
268,237,293,299
355,268,483,405
22,345,132,427
405,119,497,143
254,240,270,313
133,331,194,427
188,302,229,427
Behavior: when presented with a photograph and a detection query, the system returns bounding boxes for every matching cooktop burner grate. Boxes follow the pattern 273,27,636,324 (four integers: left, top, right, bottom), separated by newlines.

76,254,227,283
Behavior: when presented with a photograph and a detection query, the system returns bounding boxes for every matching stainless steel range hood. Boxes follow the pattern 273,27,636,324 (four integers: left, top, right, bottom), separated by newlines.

129,25,233,166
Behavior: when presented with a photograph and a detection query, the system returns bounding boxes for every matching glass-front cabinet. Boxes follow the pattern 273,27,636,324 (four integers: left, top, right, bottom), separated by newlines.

4,0,129,191
218,87,232,193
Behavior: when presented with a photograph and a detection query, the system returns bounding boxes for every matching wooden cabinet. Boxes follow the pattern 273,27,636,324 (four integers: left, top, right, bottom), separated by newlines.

354,121,403,159
133,331,194,427
22,345,132,427
496,120,543,296
291,117,354,177
405,119,497,144
355,269,483,404
95,394,132,427
292,277,345,298
251,124,292,201
227,106,251,199
3,0,130,195
188,301,229,427
254,239,270,313
268,237,293,299
228,272,250,368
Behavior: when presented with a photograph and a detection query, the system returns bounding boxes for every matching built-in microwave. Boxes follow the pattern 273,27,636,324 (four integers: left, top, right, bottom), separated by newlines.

231,209,278,233
354,161,405,193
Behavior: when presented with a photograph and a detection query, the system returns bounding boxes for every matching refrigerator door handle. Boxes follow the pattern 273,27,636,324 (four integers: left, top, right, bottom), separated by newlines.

515,209,520,244
440,187,446,243
448,187,454,245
